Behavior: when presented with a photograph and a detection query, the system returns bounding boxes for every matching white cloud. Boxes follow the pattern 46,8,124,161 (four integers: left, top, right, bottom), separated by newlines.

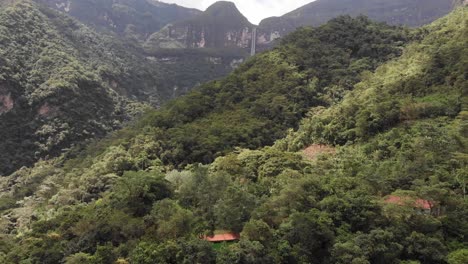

160,0,315,24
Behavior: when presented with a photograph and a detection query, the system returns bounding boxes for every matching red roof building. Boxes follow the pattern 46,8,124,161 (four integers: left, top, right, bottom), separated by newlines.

385,195,433,210
203,233,240,242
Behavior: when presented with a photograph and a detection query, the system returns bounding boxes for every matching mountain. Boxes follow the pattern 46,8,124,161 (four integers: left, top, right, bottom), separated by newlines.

144,1,254,50
257,0,455,47
34,0,250,97
0,0,170,176
0,0,253,176
35,0,201,41
1,6,466,263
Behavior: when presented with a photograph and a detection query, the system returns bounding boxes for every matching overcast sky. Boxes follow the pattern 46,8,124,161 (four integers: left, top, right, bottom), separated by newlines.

160,0,315,24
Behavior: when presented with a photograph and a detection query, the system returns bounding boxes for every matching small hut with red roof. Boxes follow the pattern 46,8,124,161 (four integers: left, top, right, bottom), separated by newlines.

384,195,435,215
202,232,240,249
203,232,240,243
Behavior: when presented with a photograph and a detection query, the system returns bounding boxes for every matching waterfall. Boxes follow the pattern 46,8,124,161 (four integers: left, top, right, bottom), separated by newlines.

250,27,257,56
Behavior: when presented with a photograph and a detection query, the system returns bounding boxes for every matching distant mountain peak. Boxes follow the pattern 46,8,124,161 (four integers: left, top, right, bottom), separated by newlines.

202,1,252,25
145,0,254,50
206,1,237,10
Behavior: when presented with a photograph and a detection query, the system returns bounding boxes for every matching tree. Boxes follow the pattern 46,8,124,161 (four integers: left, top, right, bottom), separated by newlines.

214,185,257,232
405,232,447,264
110,171,173,216
147,199,194,239
65,253,95,264
280,209,334,263
217,240,272,264
130,241,180,264
241,219,273,244
448,249,468,264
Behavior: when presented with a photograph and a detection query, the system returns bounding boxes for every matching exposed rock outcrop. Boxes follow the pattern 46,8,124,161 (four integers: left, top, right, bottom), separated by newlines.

0,85,14,114
145,1,254,51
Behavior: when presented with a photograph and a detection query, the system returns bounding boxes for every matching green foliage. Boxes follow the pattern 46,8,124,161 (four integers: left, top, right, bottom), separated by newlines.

64,252,95,264
110,171,172,216
122,15,410,168
279,7,467,150
0,1,240,176
146,199,194,240
448,249,468,264
129,239,216,264
216,240,272,264
1,7,467,264
214,185,257,233
0,1,147,175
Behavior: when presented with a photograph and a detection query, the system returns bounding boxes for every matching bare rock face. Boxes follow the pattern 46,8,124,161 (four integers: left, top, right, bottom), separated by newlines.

145,1,254,51
0,86,14,114
37,102,59,118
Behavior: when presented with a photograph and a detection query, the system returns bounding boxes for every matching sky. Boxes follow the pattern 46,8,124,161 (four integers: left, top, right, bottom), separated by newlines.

160,0,315,24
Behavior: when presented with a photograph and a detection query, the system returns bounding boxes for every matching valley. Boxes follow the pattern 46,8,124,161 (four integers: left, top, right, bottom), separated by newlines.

0,1,466,263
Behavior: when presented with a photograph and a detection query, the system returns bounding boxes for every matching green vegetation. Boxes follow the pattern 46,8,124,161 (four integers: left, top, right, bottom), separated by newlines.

0,0,241,175
277,7,467,150
136,15,410,167
0,4,466,264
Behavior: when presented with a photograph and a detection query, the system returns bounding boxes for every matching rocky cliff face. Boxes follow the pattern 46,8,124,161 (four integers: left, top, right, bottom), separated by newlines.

257,0,455,48
0,91,14,115
145,1,254,51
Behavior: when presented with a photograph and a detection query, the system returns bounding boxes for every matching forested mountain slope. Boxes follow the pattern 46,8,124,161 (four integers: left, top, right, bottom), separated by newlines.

128,15,411,167
0,0,165,176
0,0,258,176
1,6,467,263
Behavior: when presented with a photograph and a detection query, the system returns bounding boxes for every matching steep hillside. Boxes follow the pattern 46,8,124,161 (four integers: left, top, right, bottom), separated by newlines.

0,0,255,176
257,0,455,47
145,1,254,50
277,6,467,150
0,0,164,176
35,0,201,41
0,5,466,264
132,15,410,167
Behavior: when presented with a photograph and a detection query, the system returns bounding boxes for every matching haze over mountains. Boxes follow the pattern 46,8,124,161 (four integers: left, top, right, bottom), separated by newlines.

36,0,202,41
257,0,455,45
37,0,457,52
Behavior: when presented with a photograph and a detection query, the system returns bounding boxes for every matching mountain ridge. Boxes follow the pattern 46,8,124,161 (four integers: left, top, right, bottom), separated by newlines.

35,0,202,41
256,0,456,47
